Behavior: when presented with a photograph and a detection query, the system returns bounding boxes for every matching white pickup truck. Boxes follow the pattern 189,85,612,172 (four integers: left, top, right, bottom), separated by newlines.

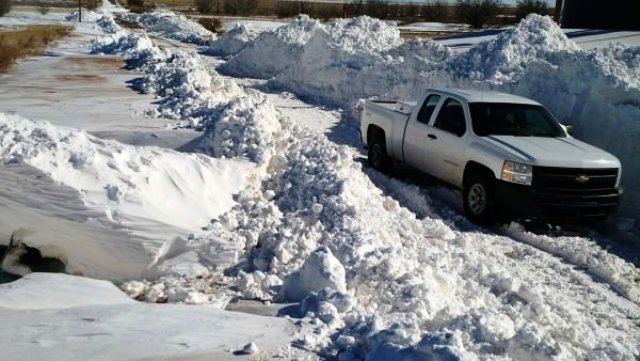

360,88,622,223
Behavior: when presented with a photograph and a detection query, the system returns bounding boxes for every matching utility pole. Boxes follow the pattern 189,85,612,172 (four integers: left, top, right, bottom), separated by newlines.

554,0,563,24
79,0,82,22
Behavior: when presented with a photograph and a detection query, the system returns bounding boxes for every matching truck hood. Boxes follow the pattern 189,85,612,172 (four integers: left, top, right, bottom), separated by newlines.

486,135,620,168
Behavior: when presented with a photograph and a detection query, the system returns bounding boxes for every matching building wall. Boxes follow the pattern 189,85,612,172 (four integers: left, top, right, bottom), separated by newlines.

562,0,640,30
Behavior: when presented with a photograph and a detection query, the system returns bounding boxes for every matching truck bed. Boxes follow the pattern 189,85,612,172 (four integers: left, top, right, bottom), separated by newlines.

368,100,416,114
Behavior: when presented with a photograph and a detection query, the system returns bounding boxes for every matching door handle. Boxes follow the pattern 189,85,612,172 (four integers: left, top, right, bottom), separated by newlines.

428,134,437,140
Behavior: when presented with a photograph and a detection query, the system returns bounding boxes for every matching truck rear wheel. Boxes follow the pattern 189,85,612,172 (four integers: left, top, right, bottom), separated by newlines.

463,173,496,225
368,134,393,173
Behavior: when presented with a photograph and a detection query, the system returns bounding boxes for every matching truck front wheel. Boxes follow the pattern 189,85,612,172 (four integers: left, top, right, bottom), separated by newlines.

368,135,393,173
463,174,496,225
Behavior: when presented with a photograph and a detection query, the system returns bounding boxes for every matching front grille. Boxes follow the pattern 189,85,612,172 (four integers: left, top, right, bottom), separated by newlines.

532,167,618,193
530,167,620,218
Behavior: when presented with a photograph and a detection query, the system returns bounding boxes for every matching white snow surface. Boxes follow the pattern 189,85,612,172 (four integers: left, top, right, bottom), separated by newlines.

0,273,299,361
0,113,253,279
92,11,640,360
2,8,640,361
123,11,216,46
218,14,640,226
206,23,261,58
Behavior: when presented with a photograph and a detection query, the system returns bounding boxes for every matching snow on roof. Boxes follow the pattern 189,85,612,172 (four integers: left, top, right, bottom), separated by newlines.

429,87,541,105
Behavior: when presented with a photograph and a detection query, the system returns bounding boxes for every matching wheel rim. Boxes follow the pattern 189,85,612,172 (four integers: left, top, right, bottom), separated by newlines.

370,144,382,167
468,183,487,215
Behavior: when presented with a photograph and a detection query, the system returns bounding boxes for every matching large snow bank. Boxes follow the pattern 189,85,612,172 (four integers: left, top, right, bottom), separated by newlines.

123,11,216,46
0,113,253,279
220,15,323,78
80,10,640,359
220,14,640,225
139,108,640,359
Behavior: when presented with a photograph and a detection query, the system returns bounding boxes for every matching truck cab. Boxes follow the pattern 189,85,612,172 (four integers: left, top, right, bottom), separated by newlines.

361,88,622,223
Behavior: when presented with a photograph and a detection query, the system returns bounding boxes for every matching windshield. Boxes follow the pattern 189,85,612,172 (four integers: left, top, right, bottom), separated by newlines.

469,103,566,137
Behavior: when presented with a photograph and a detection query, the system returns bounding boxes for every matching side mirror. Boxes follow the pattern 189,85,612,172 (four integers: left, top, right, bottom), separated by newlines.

563,124,574,135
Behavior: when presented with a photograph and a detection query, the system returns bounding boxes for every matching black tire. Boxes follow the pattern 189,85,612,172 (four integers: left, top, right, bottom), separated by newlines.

368,133,393,173
463,173,496,225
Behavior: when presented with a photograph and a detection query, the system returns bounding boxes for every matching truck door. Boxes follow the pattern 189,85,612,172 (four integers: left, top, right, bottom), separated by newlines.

422,97,468,186
402,94,442,168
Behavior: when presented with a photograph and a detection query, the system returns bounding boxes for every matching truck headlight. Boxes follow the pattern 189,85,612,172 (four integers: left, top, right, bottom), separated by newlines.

502,161,532,186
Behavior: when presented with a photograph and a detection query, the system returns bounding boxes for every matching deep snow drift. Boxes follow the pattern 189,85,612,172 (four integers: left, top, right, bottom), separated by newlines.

0,113,253,280
217,14,640,228
3,7,639,361
83,10,640,360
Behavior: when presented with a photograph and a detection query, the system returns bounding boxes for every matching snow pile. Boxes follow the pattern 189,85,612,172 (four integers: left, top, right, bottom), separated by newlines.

0,113,253,278
220,15,323,78
199,94,281,163
141,109,640,359
448,14,580,81
90,14,246,129
123,11,216,46
222,15,450,106
64,10,104,23
221,14,640,224
90,29,155,55
279,247,347,302
205,23,260,58
90,13,155,54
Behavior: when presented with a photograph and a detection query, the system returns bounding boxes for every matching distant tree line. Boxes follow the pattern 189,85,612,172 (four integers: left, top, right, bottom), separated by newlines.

193,0,553,29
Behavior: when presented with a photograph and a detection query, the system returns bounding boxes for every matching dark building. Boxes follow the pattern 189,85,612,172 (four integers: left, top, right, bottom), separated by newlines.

562,0,640,30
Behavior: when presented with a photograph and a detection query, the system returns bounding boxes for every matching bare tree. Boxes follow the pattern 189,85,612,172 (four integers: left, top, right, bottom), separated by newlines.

275,0,297,17
455,0,501,28
223,0,257,16
0,0,11,17
421,0,449,22
195,0,222,14
366,0,390,19
553,0,563,22
346,0,365,17
516,0,551,21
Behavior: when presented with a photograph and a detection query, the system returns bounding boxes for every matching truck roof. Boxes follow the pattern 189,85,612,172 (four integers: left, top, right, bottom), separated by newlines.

428,88,541,105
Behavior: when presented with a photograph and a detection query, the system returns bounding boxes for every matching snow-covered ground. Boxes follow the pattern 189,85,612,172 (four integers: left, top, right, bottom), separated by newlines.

1,5,639,361
0,273,302,361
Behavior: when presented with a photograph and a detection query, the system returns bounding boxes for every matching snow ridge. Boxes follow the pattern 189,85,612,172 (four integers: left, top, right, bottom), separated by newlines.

218,13,640,226
123,11,216,46
74,9,640,361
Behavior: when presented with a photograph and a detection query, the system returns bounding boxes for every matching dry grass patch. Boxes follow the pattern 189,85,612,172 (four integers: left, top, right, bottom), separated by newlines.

0,25,73,72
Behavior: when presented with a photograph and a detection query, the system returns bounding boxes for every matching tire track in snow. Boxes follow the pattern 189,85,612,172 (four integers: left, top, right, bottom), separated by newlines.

364,163,640,306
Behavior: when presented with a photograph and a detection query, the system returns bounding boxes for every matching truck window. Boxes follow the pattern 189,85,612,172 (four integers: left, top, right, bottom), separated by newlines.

434,98,466,137
417,94,441,124
469,103,565,137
